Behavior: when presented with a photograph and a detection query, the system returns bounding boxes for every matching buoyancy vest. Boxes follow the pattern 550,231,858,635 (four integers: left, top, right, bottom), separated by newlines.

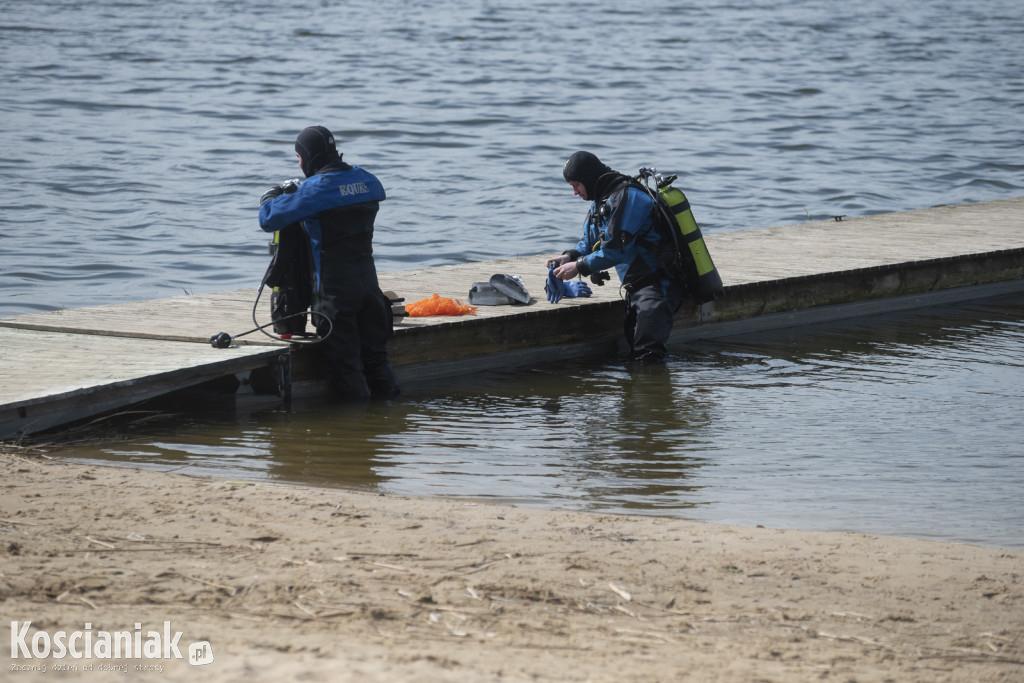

578,178,665,286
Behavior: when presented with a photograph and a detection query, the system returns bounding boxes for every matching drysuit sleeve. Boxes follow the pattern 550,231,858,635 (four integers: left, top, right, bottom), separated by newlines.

258,167,386,233
259,189,314,233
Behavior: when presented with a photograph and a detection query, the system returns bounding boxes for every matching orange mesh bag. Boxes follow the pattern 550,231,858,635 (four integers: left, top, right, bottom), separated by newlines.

405,293,478,317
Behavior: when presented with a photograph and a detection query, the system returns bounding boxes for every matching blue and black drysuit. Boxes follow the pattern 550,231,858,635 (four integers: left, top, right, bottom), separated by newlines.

567,179,684,362
259,160,399,400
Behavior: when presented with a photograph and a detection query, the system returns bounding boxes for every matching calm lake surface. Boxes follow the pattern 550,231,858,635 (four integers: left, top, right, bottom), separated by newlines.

2,0,1022,315
2,1,1022,547
62,294,1024,549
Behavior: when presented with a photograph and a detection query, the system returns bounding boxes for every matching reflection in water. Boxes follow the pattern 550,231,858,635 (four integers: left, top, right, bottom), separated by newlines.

571,364,712,510
360,366,715,510
101,402,414,490
64,294,1024,548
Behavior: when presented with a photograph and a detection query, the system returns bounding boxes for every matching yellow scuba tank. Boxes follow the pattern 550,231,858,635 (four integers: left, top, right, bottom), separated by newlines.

637,168,724,303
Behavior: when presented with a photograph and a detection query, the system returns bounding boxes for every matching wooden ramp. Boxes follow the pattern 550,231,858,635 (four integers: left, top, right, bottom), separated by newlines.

0,327,287,436
1,197,1022,438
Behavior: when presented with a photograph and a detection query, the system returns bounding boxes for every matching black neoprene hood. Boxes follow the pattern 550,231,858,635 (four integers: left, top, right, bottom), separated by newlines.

562,151,614,200
295,125,340,177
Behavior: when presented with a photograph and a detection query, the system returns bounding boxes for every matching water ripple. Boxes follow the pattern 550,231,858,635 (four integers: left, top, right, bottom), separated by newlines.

1,0,1022,318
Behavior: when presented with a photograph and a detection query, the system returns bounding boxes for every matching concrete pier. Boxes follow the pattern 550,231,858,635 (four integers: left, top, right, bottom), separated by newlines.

2,196,1021,438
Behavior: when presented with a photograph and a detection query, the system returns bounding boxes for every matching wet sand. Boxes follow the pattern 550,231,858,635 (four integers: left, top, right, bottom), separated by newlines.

2,452,1021,682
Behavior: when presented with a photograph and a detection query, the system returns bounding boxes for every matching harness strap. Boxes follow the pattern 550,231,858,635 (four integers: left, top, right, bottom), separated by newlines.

623,270,664,295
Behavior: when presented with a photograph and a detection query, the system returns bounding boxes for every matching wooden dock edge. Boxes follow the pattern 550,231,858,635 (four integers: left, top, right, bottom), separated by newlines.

1,244,1020,436
674,248,1024,339
0,340,288,439
288,247,1024,395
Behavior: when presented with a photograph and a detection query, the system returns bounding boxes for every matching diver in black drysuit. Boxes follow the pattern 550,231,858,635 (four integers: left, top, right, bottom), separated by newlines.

258,126,399,400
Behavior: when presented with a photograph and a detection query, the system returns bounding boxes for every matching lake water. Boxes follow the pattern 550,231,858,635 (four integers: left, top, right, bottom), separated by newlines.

2,1,1022,547
61,294,1024,549
2,0,1022,315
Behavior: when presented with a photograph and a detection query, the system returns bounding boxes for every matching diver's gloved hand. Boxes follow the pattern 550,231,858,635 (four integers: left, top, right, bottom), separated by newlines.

261,179,302,205
563,280,592,298
260,185,284,205
545,268,565,303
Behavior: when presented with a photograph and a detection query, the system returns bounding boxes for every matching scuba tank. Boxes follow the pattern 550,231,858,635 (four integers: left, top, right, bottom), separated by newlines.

257,178,315,337
210,179,329,349
636,167,724,303
265,224,313,335
210,220,324,349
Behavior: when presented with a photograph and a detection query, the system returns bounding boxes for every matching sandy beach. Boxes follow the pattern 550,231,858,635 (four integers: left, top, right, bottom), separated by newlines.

1,451,1021,682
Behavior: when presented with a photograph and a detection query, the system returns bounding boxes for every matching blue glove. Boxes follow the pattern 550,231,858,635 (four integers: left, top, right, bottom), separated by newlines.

545,268,565,303
563,281,592,298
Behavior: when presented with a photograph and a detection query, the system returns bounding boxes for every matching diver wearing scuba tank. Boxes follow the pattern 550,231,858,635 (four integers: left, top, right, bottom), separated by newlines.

258,125,399,401
547,151,685,363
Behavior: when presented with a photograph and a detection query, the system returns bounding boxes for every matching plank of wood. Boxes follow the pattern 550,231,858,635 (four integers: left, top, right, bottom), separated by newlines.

0,327,283,406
